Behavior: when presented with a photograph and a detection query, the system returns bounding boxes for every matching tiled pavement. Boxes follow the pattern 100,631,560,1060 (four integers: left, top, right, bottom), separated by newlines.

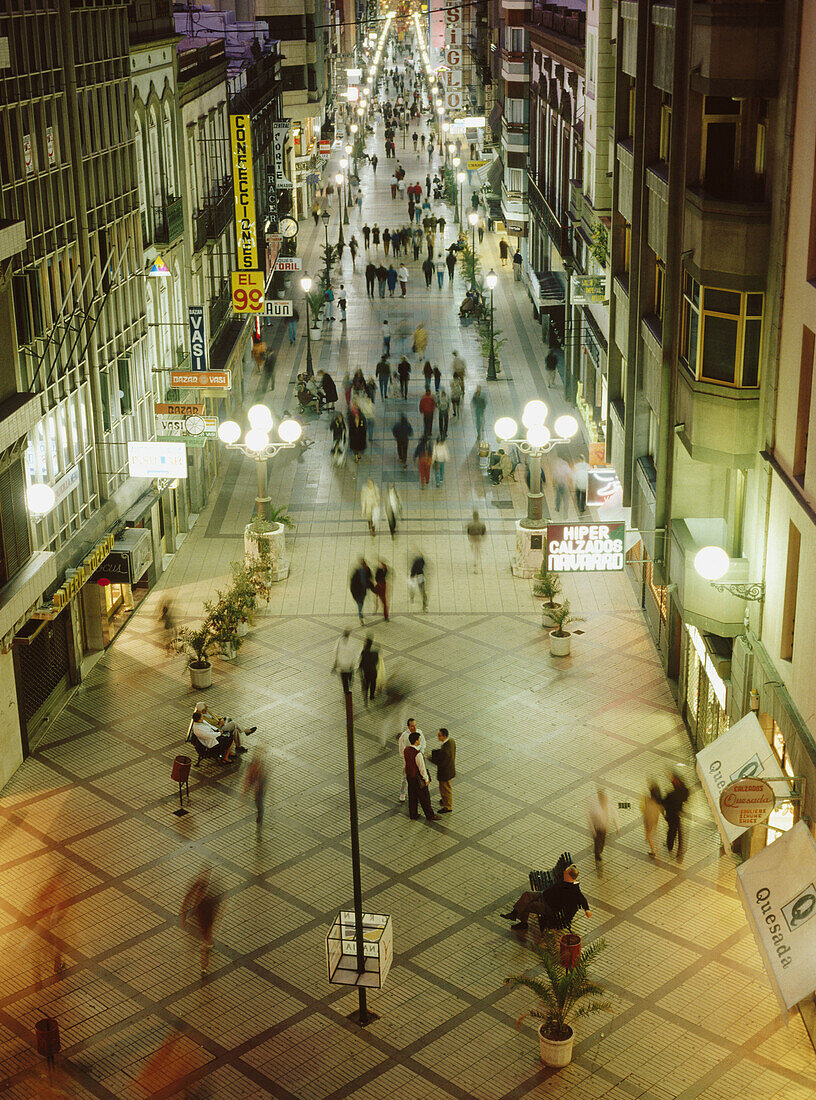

1,76,814,1100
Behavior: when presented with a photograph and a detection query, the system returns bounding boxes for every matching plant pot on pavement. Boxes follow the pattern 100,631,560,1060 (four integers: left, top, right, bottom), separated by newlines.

189,660,212,689
549,630,572,657
538,1023,574,1068
541,602,563,628
237,620,249,637
245,522,289,583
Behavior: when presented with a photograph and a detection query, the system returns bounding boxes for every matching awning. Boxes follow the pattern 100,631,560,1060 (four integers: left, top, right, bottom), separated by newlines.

487,99,503,132
695,713,787,849
736,822,816,1011
486,156,503,194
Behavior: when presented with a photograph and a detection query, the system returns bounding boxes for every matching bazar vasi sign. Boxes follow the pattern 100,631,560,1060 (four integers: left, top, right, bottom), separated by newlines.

545,522,625,573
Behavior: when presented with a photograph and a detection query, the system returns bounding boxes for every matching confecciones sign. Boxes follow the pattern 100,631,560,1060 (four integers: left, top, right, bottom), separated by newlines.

545,523,625,573
230,114,258,269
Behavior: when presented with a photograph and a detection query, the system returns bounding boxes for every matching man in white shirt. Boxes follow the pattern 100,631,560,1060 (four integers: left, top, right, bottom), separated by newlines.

397,718,426,801
190,711,235,764
195,703,256,755
333,629,361,693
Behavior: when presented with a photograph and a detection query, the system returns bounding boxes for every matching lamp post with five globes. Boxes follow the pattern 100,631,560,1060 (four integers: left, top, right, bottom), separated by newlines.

217,407,303,521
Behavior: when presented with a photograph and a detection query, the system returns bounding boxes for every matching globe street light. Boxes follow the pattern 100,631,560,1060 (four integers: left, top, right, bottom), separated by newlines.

301,272,314,378
217,409,302,520
335,173,345,248
485,268,498,381
467,209,479,289
321,208,331,284
340,157,351,221
693,547,766,603
495,403,579,529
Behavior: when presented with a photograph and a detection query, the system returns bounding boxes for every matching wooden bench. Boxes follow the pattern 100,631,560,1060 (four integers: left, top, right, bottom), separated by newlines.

528,851,575,931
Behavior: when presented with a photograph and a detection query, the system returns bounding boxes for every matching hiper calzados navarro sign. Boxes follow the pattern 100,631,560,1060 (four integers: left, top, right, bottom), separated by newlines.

230,114,257,269
546,522,625,573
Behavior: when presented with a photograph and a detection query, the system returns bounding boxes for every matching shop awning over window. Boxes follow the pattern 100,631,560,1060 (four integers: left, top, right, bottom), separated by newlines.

736,822,816,1010
486,156,503,194
696,713,787,849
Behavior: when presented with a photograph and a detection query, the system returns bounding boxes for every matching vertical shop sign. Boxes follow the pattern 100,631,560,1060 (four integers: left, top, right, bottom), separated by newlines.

188,305,207,372
272,121,293,189
229,114,258,269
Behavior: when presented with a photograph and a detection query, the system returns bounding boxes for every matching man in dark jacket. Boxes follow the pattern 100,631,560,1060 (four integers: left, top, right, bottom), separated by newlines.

500,865,592,931
392,414,413,467
422,255,434,287
662,772,690,860
365,261,377,298
430,728,456,812
397,356,411,400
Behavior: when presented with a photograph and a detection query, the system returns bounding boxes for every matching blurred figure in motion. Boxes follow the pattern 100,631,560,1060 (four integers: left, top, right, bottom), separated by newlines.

159,600,176,653
662,772,690,862
244,753,269,828
359,636,381,706
30,867,72,988
135,1033,185,1094
587,787,620,862
374,560,390,620
180,868,221,972
408,552,428,610
641,782,663,858
466,510,486,573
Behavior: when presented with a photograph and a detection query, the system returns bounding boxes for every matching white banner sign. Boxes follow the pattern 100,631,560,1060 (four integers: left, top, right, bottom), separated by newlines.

272,120,293,189
265,299,293,317
275,258,302,272
128,441,188,479
736,822,816,1011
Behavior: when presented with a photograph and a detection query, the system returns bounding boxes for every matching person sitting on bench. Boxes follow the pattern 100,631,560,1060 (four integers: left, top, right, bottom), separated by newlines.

195,703,256,755
500,864,592,931
191,710,237,765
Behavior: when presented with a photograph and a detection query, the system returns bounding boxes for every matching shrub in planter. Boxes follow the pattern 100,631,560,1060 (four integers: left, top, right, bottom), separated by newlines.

548,600,586,657
245,512,293,585
205,592,245,660
172,621,217,689
504,932,612,1068
532,566,562,625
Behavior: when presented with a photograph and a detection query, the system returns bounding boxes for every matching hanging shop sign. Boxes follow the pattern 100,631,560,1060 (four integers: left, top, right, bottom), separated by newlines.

188,305,207,372
49,534,115,611
91,528,153,587
571,274,607,304
266,167,279,230
587,467,621,507
272,121,293,190
468,160,489,170
719,778,776,828
231,269,264,314
154,402,204,416
265,299,293,318
229,113,258,269
346,68,362,84
736,822,816,1011
275,257,302,272
169,371,231,390
128,441,188,480
346,86,359,102
318,139,331,157
545,522,625,573
156,415,218,445
53,465,81,506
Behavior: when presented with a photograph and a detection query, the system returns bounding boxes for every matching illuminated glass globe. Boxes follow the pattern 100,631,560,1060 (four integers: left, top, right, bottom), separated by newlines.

522,400,548,429
218,420,241,444
278,418,303,444
554,414,579,439
27,483,56,515
248,404,273,432
695,546,730,582
494,417,517,441
527,424,550,448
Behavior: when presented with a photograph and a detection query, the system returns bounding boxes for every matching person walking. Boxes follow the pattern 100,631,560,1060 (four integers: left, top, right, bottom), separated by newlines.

349,560,374,623
387,264,398,296
372,223,381,251
330,411,347,466
392,413,413,467
409,552,428,610
513,248,523,281
385,482,403,536
392,228,401,259
419,387,435,437
471,385,487,439
356,189,363,216
422,255,434,287
414,434,433,488
371,153,378,173
430,728,456,812
545,347,559,387
552,456,572,512
361,477,380,536
338,284,347,325
318,369,338,410
435,253,445,289
499,237,509,266
374,561,390,620
573,454,589,512
397,355,411,399
359,636,380,704
466,509,486,572
365,261,377,298
288,307,299,345
413,323,428,360
432,363,441,393
449,375,463,419
376,356,391,399
662,772,690,861
437,388,450,438
324,283,334,323
243,754,268,828
391,172,399,199
588,787,620,861
432,436,450,486
446,249,457,284
382,318,391,355
333,627,362,690
180,869,221,972
349,236,359,268
477,214,485,244
398,718,426,801
412,130,418,150
383,227,391,256
641,783,664,858
404,730,440,821
398,262,409,297
363,223,371,249
413,227,423,260
377,263,388,298
348,409,367,463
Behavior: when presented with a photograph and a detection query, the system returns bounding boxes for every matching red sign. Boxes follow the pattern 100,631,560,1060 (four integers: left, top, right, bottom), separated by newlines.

318,139,331,156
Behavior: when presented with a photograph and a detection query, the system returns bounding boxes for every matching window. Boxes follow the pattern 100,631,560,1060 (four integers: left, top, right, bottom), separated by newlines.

586,32,596,95
627,80,636,139
702,96,740,199
117,357,132,416
780,521,801,661
659,93,672,162
505,26,525,52
655,260,665,319
508,167,525,193
793,326,814,483
0,459,31,586
681,274,763,386
621,220,631,276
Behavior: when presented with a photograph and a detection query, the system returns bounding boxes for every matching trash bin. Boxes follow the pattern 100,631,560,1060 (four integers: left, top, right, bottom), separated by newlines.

35,1018,60,1060
171,755,192,784
559,933,582,970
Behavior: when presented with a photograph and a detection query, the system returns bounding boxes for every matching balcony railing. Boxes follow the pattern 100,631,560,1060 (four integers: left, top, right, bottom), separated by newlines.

209,279,231,338
193,207,209,253
153,197,184,245
205,181,233,242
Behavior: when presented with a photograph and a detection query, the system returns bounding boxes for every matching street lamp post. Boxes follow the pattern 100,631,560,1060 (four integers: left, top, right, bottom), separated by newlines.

322,209,331,284
495,404,579,576
217,408,303,521
301,272,314,377
455,165,465,227
335,173,345,250
340,159,350,224
485,268,498,381
467,209,478,289
350,124,359,174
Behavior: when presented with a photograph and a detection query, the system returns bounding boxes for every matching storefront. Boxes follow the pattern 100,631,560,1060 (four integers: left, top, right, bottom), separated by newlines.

84,527,153,650
682,622,730,750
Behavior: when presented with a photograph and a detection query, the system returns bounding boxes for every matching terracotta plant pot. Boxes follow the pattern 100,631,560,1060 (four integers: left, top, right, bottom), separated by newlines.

538,1023,574,1067
549,630,572,657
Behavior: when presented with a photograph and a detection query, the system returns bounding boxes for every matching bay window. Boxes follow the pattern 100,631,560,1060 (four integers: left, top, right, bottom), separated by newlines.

681,273,762,387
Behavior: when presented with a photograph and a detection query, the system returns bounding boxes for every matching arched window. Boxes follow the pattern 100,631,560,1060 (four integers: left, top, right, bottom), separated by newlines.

163,101,176,197
148,106,162,205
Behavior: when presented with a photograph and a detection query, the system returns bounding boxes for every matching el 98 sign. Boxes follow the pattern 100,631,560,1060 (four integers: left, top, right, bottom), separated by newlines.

231,270,264,314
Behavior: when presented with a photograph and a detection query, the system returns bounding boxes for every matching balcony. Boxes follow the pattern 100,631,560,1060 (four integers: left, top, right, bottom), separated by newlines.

501,182,528,221
691,1,782,93
675,369,760,467
616,139,634,223
501,50,529,81
683,187,771,283
568,178,583,224
206,181,233,242
153,197,184,245
193,207,209,254
209,279,231,339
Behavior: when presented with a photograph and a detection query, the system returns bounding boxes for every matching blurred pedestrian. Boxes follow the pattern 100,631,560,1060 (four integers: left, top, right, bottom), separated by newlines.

641,783,663,858
363,223,371,248
243,753,268,827
466,509,486,572
397,355,411,399
553,457,572,513
513,248,523,281
413,323,428,359
432,364,441,393
422,255,433,287
451,350,466,390
414,434,433,488
437,388,450,438
338,284,347,324
588,787,620,861
30,867,72,987
446,249,457,283
545,347,559,387
382,319,391,355
574,454,589,512
499,238,509,266
419,387,435,436
376,355,391,399
392,413,413,467
361,477,380,536
430,728,456,813
450,375,463,419
374,560,390,620
385,482,403,536
662,772,690,861
359,636,380,704
348,409,367,462
349,559,374,623
159,600,176,653
432,436,450,486
409,552,428,610
288,307,299,344
349,236,358,268
472,385,487,439
333,627,362,690
251,338,267,373
180,868,221,972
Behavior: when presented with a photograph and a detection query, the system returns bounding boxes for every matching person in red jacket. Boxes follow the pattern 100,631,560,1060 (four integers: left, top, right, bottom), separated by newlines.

419,388,435,436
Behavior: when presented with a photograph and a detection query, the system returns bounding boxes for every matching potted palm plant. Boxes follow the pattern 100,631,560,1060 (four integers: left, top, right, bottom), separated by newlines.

504,932,612,1068
532,565,563,627
172,621,216,689
206,593,244,660
548,600,585,657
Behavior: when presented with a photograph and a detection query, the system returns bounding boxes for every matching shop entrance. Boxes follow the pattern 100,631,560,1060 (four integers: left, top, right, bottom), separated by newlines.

12,605,77,752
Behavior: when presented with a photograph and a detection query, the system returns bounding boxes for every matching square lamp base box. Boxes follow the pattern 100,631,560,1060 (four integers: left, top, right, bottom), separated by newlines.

327,911,392,989
512,521,545,578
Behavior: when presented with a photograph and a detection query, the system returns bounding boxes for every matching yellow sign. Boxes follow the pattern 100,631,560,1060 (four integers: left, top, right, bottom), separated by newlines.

467,159,489,169
230,114,257,269
231,270,264,314
52,534,115,610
